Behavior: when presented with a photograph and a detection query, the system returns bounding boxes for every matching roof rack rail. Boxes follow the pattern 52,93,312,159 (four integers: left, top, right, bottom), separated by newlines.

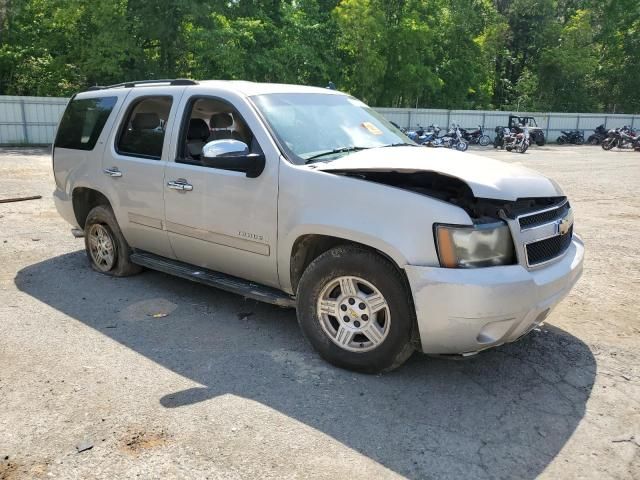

85,79,198,91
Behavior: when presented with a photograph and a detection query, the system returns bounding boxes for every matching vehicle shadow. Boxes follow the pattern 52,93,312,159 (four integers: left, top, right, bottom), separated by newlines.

16,251,596,479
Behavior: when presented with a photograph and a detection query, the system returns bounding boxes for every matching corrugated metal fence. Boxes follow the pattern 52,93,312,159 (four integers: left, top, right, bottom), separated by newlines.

1,95,640,145
0,96,68,145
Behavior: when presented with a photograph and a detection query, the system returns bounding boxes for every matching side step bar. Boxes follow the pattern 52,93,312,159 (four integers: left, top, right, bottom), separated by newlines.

130,252,296,308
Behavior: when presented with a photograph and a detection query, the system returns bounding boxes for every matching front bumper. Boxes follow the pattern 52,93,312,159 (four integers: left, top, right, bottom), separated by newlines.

405,236,584,354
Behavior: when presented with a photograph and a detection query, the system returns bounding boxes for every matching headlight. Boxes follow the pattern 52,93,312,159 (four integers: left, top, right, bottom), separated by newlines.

435,222,516,268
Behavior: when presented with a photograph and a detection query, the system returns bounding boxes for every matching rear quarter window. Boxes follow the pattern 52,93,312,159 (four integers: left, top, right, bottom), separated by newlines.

55,97,118,150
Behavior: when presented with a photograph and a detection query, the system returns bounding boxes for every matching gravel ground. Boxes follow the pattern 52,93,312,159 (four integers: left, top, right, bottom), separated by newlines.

0,145,638,480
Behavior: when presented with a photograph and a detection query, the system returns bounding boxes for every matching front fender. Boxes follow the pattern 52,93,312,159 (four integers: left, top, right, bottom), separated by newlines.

277,162,473,293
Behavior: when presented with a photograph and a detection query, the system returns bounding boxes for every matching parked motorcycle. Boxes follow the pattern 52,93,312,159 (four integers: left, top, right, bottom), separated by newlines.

430,123,468,151
587,124,608,145
494,126,529,153
556,130,584,145
461,125,491,146
420,125,441,145
403,124,426,143
602,126,640,151
602,128,622,150
402,124,444,146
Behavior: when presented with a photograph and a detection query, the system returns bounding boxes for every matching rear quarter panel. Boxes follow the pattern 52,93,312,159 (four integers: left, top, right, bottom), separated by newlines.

53,91,131,222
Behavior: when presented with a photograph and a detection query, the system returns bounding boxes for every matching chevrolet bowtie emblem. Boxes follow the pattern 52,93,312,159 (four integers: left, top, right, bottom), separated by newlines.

557,218,572,235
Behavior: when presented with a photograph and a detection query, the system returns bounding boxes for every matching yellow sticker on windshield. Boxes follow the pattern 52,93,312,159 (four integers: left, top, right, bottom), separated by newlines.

362,122,383,135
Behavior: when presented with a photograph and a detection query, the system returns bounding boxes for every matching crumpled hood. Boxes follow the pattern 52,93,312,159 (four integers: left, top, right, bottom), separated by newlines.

315,146,563,201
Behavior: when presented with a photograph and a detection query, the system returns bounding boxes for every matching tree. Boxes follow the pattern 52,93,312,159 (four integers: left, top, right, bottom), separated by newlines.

535,9,599,111
0,0,638,114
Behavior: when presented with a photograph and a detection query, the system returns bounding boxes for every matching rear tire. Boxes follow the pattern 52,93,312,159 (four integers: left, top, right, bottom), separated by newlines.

296,246,415,373
84,205,142,277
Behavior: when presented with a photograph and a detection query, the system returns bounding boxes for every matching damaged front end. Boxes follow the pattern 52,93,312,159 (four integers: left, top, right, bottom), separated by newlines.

326,169,566,222
324,168,571,270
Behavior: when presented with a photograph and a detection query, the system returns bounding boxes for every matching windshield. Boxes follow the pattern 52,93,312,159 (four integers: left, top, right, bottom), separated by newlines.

251,93,413,164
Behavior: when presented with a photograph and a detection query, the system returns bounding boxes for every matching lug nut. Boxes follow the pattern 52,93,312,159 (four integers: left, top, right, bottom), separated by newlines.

359,303,366,310
340,305,347,311
354,320,361,327
343,316,350,322
362,314,369,321
348,298,355,305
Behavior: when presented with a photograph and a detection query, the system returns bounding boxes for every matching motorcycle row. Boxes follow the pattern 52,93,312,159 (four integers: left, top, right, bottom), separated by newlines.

400,121,533,154
399,122,528,152
555,124,640,151
399,122,640,153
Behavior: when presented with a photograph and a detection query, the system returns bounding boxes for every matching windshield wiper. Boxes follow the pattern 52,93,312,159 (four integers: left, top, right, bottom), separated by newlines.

304,146,370,164
380,142,418,148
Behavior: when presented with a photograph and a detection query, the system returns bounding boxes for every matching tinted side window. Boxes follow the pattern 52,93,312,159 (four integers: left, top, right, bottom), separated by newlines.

117,96,172,159
55,97,117,150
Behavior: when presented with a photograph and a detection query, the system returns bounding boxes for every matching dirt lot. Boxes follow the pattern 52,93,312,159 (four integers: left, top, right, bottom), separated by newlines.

0,146,638,479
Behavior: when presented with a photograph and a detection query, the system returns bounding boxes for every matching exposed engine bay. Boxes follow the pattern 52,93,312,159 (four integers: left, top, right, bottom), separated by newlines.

335,170,566,221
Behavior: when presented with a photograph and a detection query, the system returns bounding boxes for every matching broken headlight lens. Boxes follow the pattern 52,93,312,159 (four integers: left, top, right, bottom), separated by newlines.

435,222,516,268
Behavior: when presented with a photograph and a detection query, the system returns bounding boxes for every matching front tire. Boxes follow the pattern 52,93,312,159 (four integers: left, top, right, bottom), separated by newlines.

84,205,142,277
296,246,415,373
479,135,490,146
602,138,615,151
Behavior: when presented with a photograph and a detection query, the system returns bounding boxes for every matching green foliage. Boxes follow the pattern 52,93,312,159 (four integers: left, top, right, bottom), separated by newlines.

0,0,637,112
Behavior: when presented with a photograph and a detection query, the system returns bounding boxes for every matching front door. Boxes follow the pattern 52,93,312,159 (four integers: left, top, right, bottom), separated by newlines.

102,89,185,258
163,93,280,288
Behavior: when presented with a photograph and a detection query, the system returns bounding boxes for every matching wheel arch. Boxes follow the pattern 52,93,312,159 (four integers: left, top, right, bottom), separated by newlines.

287,232,409,296
72,187,112,229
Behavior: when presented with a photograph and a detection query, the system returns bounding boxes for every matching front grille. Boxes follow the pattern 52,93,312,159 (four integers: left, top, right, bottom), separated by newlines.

525,226,573,266
519,202,570,229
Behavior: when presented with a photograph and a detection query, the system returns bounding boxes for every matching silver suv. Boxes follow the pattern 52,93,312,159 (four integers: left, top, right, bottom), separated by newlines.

53,79,584,373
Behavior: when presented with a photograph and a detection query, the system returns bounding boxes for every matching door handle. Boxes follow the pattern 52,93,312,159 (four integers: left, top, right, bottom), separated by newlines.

103,167,122,177
167,179,193,192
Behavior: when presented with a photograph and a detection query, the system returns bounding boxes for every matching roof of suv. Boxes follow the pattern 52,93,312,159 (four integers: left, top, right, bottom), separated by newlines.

197,80,344,97
81,79,344,98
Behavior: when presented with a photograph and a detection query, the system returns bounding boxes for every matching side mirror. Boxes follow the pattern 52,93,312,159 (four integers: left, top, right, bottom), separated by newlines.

201,139,265,178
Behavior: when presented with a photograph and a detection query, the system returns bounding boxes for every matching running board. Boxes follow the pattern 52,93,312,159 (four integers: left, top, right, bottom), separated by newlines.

130,252,296,308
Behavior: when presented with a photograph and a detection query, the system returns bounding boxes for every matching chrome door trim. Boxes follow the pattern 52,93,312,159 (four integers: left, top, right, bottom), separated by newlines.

165,221,270,256
128,213,163,230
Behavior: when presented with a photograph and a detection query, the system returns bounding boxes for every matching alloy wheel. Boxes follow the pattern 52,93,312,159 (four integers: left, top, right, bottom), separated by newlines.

316,276,391,352
88,223,116,272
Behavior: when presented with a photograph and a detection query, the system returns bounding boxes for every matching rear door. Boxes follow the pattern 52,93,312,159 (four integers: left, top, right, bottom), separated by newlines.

102,88,185,258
